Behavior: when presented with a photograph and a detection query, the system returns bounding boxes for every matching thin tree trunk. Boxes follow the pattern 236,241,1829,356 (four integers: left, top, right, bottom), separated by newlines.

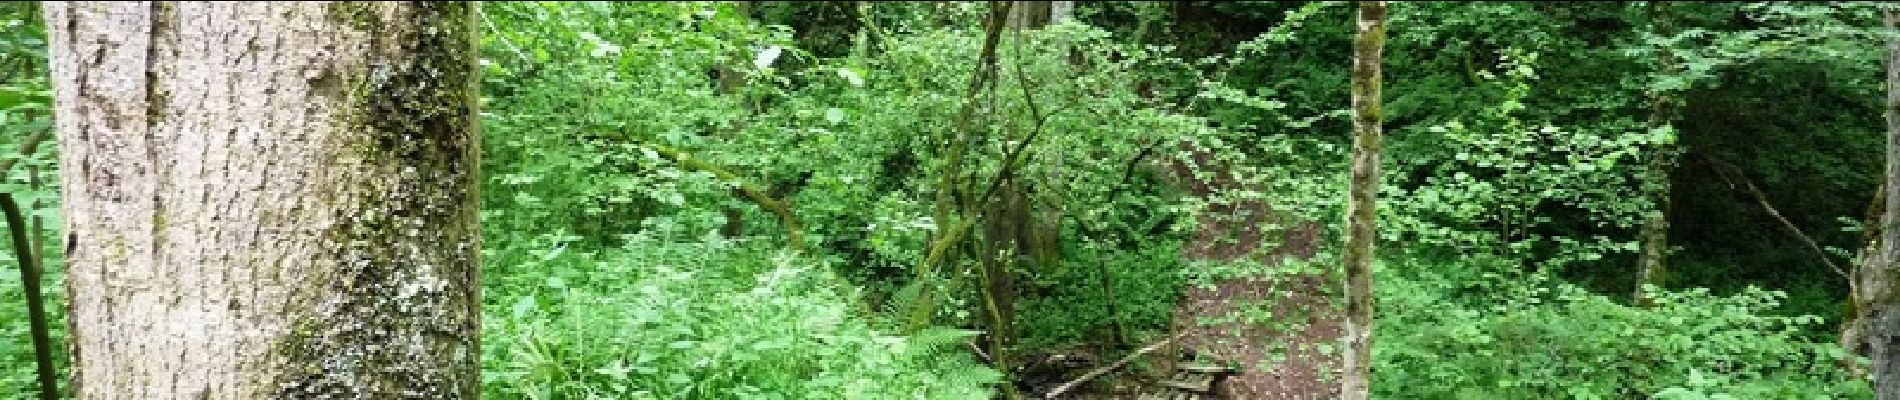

909,0,1011,332
1634,0,1679,308
1340,2,1386,399
45,3,481,398
1870,8,1900,398
4,193,56,400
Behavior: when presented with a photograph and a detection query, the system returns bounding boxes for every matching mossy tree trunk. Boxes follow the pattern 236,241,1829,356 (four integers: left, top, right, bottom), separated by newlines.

45,2,480,398
1846,183,1885,377
1633,0,1679,308
1869,7,1900,398
1340,2,1386,399
978,0,1067,371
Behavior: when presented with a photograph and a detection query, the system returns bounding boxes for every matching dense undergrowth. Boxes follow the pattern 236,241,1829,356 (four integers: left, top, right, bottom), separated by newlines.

480,239,1000,399
0,1,1892,398
1377,257,1867,399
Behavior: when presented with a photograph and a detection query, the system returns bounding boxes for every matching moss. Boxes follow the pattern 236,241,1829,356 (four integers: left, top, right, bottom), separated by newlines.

102,235,126,265
272,3,482,399
327,2,379,32
146,2,172,122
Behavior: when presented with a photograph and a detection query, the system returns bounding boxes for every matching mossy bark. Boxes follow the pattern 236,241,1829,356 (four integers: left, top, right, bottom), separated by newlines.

1869,8,1900,398
45,2,480,398
639,141,803,251
908,0,1011,332
1633,0,1679,308
1340,2,1385,399
1845,183,1885,377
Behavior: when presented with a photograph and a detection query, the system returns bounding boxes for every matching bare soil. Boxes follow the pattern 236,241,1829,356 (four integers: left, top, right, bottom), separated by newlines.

1028,144,1342,399
1167,144,1341,399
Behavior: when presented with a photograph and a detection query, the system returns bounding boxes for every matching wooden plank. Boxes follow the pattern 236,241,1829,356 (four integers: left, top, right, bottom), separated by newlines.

1177,362,1236,375
1158,373,1215,393
1135,392,1173,400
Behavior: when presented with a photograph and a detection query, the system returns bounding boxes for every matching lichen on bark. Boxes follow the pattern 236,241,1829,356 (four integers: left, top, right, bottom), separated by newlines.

270,3,482,398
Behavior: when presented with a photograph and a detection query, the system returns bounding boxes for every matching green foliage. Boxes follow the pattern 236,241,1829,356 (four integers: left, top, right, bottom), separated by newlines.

1015,240,1185,349
0,1,1892,398
0,2,62,397
479,1,798,251
477,3,1005,398
482,240,998,399
1385,49,1648,266
1378,259,1868,399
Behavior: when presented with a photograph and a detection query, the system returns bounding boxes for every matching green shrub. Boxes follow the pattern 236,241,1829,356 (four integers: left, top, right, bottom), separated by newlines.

1377,262,1868,399
481,239,999,399
1015,240,1185,349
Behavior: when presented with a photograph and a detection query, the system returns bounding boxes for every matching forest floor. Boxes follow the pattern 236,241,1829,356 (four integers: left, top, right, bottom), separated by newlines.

1173,219,1334,399
1033,145,1345,398
1166,145,1340,399
1024,147,1342,399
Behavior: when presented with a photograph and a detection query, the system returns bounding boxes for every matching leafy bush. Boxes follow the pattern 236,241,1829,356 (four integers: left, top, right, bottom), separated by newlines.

481,239,999,399
1015,240,1185,349
1377,260,1867,399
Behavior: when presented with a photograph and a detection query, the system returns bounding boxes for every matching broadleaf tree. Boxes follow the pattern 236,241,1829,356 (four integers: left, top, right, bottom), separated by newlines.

1341,1,1387,399
44,2,480,398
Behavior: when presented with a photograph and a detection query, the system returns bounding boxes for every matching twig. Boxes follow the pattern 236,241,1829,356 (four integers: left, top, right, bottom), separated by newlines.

1702,156,1851,283
1041,331,1187,399
479,7,532,66
968,340,994,364
0,128,49,176
854,1,893,53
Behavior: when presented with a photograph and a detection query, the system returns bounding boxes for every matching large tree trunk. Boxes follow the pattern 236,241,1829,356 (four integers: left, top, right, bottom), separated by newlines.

1340,2,1386,399
1049,1,1073,25
45,2,481,398
1846,183,1884,378
1870,8,1900,398
1007,1,1054,29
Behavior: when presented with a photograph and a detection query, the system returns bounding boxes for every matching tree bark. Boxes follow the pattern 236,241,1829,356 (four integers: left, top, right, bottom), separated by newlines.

1049,1,1073,25
1870,7,1900,398
1008,1,1054,29
45,2,481,398
1846,183,1884,378
1340,2,1385,399
1634,0,1679,308
909,0,1010,332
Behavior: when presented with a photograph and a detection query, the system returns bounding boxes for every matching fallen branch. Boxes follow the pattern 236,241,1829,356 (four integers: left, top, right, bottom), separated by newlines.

1041,331,1188,399
1702,156,1849,283
638,141,804,251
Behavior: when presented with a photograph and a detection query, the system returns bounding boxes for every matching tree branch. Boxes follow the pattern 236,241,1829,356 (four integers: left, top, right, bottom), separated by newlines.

2,193,56,400
1702,156,1850,283
638,141,804,251
1040,331,1188,399
909,0,1013,332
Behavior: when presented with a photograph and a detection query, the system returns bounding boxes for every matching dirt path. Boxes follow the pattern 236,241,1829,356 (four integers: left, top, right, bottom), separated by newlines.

1168,145,1341,399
